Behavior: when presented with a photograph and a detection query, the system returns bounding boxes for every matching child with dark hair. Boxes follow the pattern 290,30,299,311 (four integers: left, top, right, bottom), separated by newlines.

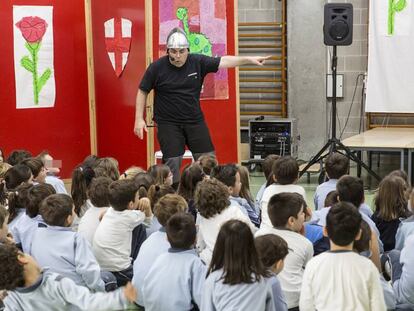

6,149,32,166
0,164,33,206
201,220,274,311
143,213,206,310
197,153,218,177
313,152,349,210
0,244,137,310
324,190,338,208
256,154,280,207
211,164,260,226
312,175,383,252
6,183,33,236
78,177,112,245
133,194,188,307
147,164,173,186
37,151,68,194
31,194,113,292
195,179,255,265
299,202,386,311
256,192,313,310
93,179,153,286
255,234,289,311
260,156,306,229
11,183,55,253
71,164,95,219
178,162,205,220
20,158,47,184
371,175,411,251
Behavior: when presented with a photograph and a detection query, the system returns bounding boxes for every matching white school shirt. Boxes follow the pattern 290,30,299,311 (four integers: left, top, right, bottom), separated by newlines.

197,204,256,266
260,184,306,229
92,207,151,271
299,251,386,311
255,226,313,309
78,205,108,246
45,175,68,194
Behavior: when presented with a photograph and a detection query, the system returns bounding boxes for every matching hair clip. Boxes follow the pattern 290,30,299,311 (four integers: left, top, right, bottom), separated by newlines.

79,167,84,172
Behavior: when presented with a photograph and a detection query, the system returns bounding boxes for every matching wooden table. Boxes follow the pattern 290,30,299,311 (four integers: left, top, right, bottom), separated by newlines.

342,128,414,182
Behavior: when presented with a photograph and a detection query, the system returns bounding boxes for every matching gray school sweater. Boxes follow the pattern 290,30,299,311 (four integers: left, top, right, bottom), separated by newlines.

3,270,128,311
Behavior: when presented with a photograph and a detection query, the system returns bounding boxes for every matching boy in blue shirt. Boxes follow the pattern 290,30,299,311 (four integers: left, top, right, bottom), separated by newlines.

143,213,206,310
0,243,136,310
31,194,114,292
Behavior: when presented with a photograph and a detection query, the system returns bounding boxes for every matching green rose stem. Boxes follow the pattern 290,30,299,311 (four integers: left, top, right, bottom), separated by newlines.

388,0,407,35
28,42,39,105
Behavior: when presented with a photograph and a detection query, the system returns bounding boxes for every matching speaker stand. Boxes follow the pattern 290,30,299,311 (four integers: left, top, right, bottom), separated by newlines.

299,46,380,182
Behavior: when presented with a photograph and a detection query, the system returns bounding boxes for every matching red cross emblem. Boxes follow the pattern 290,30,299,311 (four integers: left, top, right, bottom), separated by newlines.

104,17,132,77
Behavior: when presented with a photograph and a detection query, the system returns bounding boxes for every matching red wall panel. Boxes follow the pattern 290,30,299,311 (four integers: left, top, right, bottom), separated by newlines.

90,0,148,172
152,0,239,164
0,0,91,178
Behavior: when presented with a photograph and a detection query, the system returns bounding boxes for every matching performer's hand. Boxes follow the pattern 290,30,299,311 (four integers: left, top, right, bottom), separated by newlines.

134,119,148,139
247,55,272,66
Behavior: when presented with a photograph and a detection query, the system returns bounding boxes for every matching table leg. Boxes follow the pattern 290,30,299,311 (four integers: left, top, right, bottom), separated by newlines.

409,150,412,185
401,150,405,172
357,151,362,177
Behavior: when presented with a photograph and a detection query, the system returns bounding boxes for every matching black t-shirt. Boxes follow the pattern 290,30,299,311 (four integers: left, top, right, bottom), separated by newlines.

139,54,221,124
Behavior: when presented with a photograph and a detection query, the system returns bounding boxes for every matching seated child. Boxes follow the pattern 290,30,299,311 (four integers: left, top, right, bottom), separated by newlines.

260,156,306,229
395,188,414,250
255,234,289,311
255,192,313,310
6,149,31,166
371,175,411,251
313,152,349,210
37,151,67,194
238,164,261,226
21,158,47,184
197,153,218,178
132,194,188,307
256,154,280,207
78,177,112,245
147,164,173,186
0,244,136,310
119,166,145,180
94,157,120,181
211,164,260,226
299,202,386,311
178,163,205,220
145,184,175,236
324,190,338,208
12,183,55,253
143,213,206,310
31,194,110,292
201,219,274,311
6,183,33,238
93,179,153,286
195,179,256,266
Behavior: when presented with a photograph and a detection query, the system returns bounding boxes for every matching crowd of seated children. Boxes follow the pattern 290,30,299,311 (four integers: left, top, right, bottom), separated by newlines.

4,148,414,310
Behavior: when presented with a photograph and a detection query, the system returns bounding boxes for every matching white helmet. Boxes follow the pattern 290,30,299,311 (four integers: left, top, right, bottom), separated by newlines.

166,27,189,49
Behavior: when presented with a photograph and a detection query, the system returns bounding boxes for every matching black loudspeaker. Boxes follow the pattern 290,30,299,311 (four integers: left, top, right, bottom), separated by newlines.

324,3,353,46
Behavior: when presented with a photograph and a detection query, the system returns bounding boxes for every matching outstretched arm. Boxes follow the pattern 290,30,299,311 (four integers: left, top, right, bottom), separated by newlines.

218,55,271,69
134,89,148,139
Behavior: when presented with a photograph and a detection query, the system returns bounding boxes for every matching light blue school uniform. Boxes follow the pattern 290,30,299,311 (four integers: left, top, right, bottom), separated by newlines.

314,179,338,210
145,216,162,237
267,273,288,311
312,205,383,252
395,216,414,250
31,226,105,292
132,227,170,306
143,248,206,311
11,213,45,253
230,196,260,226
201,269,275,311
45,175,68,194
3,269,128,311
393,234,414,307
8,209,26,235
256,183,267,207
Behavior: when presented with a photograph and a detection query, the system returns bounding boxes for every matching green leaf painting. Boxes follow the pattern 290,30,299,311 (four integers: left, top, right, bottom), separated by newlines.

388,0,407,35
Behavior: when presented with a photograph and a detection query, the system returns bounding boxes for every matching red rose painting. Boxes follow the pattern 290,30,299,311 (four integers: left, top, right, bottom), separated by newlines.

15,16,51,105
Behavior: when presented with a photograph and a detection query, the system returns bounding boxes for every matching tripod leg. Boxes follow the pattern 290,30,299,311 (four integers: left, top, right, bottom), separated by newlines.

337,142,381,181
299,140,333,178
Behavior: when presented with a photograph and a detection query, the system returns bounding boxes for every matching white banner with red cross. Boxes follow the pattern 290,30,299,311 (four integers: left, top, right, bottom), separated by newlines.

104,18,132,77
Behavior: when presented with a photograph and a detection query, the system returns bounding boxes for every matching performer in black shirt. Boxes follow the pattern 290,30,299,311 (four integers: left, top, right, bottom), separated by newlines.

134,27,269,186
